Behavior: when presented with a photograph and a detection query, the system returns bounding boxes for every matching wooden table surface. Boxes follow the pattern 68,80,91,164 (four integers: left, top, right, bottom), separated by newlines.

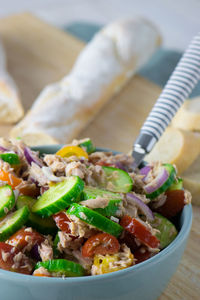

0,13,199,299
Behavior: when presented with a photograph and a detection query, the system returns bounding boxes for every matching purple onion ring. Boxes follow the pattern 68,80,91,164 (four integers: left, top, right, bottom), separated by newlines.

144,168,169,195
126,193,154,221
24,147,43,167
0,146,9,152
140,165,151,180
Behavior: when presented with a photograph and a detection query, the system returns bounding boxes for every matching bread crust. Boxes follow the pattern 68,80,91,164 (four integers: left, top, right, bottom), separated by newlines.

146,127,200,174
172,97,200,131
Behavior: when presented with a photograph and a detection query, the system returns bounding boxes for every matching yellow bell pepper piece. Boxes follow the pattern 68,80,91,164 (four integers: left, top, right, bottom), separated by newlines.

56,146,88,159
93,252,134,275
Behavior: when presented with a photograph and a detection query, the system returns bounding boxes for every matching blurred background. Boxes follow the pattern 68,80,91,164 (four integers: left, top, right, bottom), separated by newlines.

0,0,199,50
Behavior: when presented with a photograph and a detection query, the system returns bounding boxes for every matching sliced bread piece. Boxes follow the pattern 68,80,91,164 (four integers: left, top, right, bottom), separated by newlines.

182,156,200,206
172,97,200,131
145,127,200,174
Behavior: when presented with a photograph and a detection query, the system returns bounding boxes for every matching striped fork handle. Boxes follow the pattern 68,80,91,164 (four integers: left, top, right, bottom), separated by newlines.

134,32,200,154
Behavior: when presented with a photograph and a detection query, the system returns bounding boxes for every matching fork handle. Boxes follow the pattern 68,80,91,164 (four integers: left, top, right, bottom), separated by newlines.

135,33,200,153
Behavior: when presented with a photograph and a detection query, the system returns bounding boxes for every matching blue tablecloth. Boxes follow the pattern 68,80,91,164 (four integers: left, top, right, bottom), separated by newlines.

65,21,200,98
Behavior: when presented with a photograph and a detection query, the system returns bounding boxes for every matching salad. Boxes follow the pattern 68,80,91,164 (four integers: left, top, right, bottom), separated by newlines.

0,137,191,277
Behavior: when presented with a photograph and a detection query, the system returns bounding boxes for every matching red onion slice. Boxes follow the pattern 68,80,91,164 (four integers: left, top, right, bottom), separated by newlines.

24,147,43,167
144,167,169,194
126,193,154,221
140,166,151,180
0,146,9,152
113,161,127,171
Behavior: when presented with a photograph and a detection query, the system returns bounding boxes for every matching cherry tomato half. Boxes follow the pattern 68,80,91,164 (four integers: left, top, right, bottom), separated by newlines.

56,146,88,159
120,216,160,249
0,169,39,197
7,228,44,252
133,247,152,264
156,190,185,218
119,231,138,252
82,233,120,258
53,212,72,234
0,169,22,189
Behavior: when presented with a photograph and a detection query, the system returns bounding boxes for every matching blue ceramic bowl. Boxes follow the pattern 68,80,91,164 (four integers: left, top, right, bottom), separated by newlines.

0,145,192,300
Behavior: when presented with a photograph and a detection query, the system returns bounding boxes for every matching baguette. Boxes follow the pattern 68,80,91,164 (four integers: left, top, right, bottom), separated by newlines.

145,127,200,174
182,156,200,206
172,97,200,131
0,39,24,123
10,18,161,145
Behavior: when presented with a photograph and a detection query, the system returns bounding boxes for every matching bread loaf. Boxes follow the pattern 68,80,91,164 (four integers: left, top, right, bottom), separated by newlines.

0,39,23,123
172,97,200,131
145,127,200,174
10,18,161,145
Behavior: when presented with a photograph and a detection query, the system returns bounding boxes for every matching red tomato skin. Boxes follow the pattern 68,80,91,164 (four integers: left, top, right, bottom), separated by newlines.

120,216,160,249
7,228,44,252
53,212,71,233
120,231,138,252
95,161,112,167
82,233,120,258
156,190,185,218
53,212,77,240
0,242,32,274
133,247,152,264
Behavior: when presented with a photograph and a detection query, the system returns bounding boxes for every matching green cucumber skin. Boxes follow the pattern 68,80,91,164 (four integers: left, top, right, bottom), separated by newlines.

82,186,122,217
0,185,15,218
0,153,20,165
53,233,60,258
79,139,96,154
102,166,133,193
168,178,183,191
151,213,178,249
67,203,123,237
35,259,85,277
146,164,176,199
17,195,57,235
82,186,122,200
0,206,29,241
94,200,121,217
32,176,84,218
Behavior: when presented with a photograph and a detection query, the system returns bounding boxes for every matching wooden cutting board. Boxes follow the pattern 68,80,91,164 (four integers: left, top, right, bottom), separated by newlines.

0,12,199,299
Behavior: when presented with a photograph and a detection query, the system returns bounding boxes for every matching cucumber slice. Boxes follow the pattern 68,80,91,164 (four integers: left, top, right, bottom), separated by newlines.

35,259,85,277
146,164,176,199
82,186,122,200
168,177,183,191
0,153,20,165
94,200,121,217
67,203,123,237
0,185,15,218
79,138,95,154
32,176,84,217
17,195,57,235
0,206,29,241
101,166,133,193
151,213,178,249
82,186,122,216
53,232,60,258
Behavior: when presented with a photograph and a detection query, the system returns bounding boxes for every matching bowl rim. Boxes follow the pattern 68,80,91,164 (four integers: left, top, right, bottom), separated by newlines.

0,145,193,284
